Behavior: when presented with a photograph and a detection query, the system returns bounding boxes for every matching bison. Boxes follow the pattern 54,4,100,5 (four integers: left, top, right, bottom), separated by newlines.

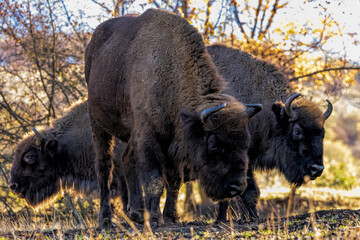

9,102,128,210
205,44,332,221
85,9,262,227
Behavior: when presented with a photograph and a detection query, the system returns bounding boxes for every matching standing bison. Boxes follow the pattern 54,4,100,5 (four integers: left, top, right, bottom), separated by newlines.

206,44,332,221
85,9,262,227
9,102,128,210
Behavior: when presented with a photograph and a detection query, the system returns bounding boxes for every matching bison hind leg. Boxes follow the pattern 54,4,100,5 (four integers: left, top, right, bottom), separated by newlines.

91,118,114,228
121,141,145,224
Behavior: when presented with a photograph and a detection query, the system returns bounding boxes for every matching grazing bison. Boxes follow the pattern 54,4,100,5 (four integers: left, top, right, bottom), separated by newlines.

9,102,128,210
205,44,332,221
85,9,262,226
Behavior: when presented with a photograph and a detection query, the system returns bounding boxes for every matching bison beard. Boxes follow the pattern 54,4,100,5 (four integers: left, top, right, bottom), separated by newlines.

205,44,332,222
9,102,128,212
86,9,261,227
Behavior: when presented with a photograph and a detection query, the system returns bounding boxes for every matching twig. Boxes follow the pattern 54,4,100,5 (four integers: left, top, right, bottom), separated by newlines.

290,66,360,82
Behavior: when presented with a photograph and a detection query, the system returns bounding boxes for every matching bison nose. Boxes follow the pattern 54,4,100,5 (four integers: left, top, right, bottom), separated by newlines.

9,182,18,192
309,164,324,177
228,176,247,197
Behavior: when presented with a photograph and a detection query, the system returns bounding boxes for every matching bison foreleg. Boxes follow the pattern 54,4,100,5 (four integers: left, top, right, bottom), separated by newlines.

216,200,229,222
138,132,166,226
142,170,164,226
239,170,260,222
91,121,114,228
163,167,182,223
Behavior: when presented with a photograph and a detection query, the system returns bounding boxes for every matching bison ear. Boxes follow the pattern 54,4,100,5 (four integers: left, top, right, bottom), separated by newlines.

245,104,263,118
180,110,204,139
45,139,59,154
271,101,284,122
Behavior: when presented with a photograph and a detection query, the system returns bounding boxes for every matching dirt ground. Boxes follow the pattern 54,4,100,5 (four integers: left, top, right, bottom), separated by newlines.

2,195,360,239
1,208,359,239
2,189,360,239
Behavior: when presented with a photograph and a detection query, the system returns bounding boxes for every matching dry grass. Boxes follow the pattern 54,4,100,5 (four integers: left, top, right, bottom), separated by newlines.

1,186,360,239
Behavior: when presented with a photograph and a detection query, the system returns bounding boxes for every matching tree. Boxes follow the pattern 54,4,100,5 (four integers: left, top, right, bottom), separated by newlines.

0,0,90,214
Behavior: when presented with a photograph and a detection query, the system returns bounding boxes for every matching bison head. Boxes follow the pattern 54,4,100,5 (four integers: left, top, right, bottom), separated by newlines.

9,128,63,206
180,101,262,200
271,93,332,186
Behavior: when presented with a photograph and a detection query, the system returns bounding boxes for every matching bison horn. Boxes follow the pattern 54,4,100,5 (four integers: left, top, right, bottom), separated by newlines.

32,127,46,146
284,93,302,118
200,102,226,123
323,99,333,121
245,104,263,118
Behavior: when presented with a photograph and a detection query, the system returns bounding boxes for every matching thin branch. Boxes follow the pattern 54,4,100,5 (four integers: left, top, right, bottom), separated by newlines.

26,1,53,121
262,0,280,37
231,0,249,42
290,67,360,82
257,0,269,39
0,91,29,132
60,0,87,48
203,0,214,40
181,0,188,19
213,0,225,29
251,0,262,38
46,0,57,118
0,66,48,110
151,0,161,9
90,0,113,14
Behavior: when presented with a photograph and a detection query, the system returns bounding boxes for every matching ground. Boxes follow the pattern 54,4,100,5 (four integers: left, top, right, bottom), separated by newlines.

1,193,360,239
1,209,359,239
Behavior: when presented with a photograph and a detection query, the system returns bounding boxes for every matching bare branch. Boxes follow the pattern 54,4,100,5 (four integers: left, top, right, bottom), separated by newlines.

258,0,269,39
231,0,249,42
90,0,113,14
0,91,29,132
251,0,262,38
290,67,360,82
181,0,188,19
262,0,280,37
203,0,214,40
60,0,87,48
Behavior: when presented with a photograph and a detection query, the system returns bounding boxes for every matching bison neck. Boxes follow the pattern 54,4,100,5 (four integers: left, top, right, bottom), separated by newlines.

59,143,99,196
248,109,285,172
61,175,99,196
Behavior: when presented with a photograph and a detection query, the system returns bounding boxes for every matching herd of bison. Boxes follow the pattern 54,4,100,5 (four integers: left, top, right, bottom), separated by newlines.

8,8,347,235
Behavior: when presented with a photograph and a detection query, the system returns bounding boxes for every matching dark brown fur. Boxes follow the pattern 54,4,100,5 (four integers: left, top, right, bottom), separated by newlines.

86,9,259,226
206,44,331,221
9,102,127,209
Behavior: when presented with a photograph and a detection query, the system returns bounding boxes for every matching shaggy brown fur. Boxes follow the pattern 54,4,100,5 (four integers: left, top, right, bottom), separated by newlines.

9,102,127,209
86,9,261,227
206,44,332,221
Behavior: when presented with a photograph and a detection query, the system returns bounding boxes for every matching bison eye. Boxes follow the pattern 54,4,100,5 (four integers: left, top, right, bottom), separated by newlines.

292,123,303,140
207,135,223,154
208,142,218,152
23,153,36,164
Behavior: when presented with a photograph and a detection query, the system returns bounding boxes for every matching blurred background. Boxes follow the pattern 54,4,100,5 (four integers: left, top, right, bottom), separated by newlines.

0,0,359,230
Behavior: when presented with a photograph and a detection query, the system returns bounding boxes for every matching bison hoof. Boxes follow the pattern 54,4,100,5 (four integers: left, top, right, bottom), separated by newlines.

128,210,144,224
150,215,164,227
99,217,112,229
216,217,227,223
239,211,259,223
163,215,179,224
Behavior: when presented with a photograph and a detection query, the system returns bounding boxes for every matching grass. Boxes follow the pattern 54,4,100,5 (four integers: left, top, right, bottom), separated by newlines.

0,189,360,240
1,184,360,239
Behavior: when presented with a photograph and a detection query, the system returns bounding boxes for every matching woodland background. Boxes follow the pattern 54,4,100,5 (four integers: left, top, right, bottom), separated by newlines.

0,0,360,232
